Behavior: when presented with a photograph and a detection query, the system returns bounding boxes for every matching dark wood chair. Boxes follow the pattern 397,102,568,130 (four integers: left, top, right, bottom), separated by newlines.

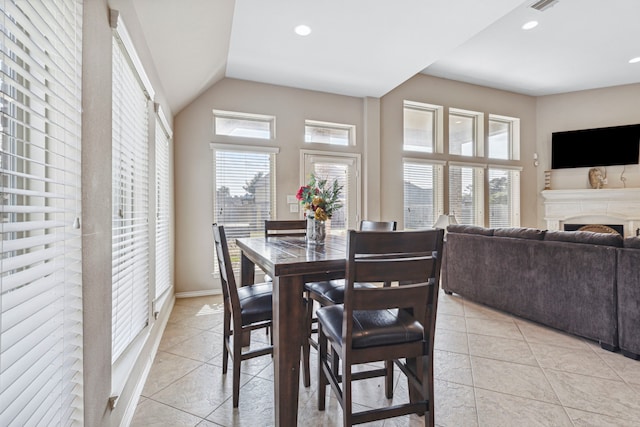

264,219,307,237
302,220,397,386
212,224,273,408
316,228,444,426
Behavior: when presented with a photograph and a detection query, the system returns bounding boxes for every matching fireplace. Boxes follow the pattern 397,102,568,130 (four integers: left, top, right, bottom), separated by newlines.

563,223,624,235
541,188,640,238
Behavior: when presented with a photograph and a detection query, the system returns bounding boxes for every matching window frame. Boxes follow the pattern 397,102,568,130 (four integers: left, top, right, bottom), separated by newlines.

212,109,276,140
403,100,444,153
488,114,521,161
402,158,445,230
304,120,356,146
448,108,484,157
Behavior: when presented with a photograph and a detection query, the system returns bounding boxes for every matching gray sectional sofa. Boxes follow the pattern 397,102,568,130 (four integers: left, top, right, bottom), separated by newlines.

617,236,640,359
441,224,637,355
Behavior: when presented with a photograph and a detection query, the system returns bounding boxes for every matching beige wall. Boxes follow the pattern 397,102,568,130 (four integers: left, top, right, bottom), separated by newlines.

380,74,538,229
83,1,174,425
174,78,367,294
535,83,640,226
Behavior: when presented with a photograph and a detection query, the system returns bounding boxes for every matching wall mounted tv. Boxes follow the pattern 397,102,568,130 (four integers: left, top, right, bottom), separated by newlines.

551,124,640,169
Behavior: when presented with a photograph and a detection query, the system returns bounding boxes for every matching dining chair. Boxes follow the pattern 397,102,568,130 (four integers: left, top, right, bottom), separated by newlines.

301,220,397,387
212,223,273,408
264,219,307,237
316,228,444,426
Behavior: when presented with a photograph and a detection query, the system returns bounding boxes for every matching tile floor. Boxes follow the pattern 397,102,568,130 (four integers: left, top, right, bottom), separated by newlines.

131,291,640,426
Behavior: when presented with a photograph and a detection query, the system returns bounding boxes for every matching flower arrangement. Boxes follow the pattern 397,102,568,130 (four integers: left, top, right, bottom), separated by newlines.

296,173,343,221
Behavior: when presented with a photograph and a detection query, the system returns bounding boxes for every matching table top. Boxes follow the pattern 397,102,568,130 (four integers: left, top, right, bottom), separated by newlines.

236,234,347,278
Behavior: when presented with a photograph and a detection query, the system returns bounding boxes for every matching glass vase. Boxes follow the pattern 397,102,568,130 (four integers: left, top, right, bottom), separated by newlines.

306,217,326,245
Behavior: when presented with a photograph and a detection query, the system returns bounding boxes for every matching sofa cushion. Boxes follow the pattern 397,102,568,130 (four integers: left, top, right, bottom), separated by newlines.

446,224,494,236
545,230,623,247
493,227,546,240
624,236,640,249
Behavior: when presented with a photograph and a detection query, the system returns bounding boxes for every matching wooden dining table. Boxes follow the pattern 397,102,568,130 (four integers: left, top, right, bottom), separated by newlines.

235,234,347,426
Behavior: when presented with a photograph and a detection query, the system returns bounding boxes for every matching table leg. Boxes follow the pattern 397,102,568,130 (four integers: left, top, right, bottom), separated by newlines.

272,275,304,427
240,252,255,287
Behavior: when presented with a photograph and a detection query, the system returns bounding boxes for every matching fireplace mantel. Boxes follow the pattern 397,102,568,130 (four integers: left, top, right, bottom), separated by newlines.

541,188,640,237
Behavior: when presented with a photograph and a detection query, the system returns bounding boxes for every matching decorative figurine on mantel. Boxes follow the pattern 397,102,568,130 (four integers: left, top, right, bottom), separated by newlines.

588,167,606,189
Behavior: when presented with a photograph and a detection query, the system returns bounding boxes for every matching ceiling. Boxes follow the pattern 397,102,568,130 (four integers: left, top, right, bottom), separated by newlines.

133,0,640,115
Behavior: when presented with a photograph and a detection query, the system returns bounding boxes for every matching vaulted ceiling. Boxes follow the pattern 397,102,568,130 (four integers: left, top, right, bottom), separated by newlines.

132,0,640,114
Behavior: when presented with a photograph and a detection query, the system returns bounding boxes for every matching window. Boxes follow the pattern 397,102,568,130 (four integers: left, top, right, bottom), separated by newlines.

489,115,520,160
403,101,443,153
449,164,484,226
212,144,277,274
213,110,275,140
155,107,173,308
403,160,445,229
0,1,83,425
111,14,151,363
302,152,361,232
449,108,483,157
305,120,355,146
488,167,521,227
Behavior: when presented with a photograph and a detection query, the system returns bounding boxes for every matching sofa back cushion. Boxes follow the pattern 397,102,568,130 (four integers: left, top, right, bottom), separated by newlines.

493,227,546,240
624,236,640,249
545,230,623,247
446,224,494,236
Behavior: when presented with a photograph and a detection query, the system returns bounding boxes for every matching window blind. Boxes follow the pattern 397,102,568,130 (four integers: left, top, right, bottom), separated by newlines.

112,30,150,362
403,160,444,229
449,164,484,226
212,146,275,276
308,162,349,231
0,0,83,425
155,113,172,304
489,167,521,228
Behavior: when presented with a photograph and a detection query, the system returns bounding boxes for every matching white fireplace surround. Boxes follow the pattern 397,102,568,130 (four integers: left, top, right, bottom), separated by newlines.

541,188,640,238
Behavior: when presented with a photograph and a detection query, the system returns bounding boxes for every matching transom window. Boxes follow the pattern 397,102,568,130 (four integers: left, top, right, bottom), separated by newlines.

403,100,443,153
449,108,483,157
213,110,275,140
305,120,355,146
489,114,520,160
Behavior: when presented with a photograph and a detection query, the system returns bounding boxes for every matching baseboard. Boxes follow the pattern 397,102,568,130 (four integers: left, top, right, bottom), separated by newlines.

175,289,222,298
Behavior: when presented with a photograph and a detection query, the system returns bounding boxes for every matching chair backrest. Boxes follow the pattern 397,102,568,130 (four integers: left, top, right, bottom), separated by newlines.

212,224,241,319
265,219,307,237
343,229,444,342
359,220,397,231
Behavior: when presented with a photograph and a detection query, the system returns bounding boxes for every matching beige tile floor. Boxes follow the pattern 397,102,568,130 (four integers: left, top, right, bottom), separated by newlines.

132,292,640,427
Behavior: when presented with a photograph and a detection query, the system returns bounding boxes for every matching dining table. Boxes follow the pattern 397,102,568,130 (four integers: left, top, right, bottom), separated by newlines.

235,233,347,427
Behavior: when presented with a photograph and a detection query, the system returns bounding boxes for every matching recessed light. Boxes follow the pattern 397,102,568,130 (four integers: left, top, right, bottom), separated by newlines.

294,25,311,36
522,20,539,30
629,57,640,64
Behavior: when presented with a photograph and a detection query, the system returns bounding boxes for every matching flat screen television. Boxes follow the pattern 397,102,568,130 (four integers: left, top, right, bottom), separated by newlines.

551,124,640,169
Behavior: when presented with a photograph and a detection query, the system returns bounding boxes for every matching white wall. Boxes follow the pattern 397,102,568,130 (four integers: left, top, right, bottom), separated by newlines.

535,83,640,227
380,74,538,229
83,1,174,425
174,78,367,294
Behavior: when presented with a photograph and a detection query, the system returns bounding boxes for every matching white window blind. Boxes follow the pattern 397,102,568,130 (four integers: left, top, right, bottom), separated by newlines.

212,145,275,275
0,0,83,425
449,164,484,226
112,29,150,362
155,112,172,304
403,160,444,230
489,167,521,228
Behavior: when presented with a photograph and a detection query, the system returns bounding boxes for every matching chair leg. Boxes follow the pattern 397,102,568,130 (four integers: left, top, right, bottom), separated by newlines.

424,356,435,427
302,298,312,387
222,312,231,374
232,329,243,408
342,356,352,427
318,324,327,411
384,360,394,399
